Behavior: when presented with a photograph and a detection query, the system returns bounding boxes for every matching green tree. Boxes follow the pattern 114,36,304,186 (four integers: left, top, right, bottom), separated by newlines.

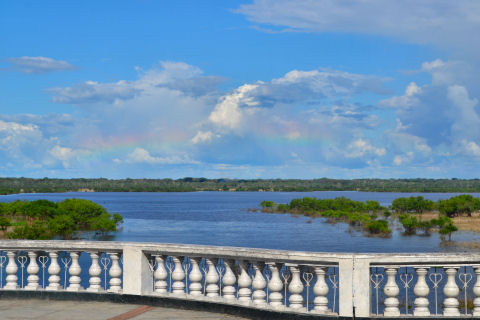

49,214,76,239
0,216,11,231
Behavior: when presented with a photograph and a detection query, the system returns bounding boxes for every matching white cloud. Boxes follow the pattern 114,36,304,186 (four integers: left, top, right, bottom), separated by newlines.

208,83,260,130
380,82,421,108
393,152,414,166
50,61,223,105
345,139,386,158
235,0,480,51
461,140,480,157
6,56,75,74
191,131,217,144
208,68,388,131
125,148,199,165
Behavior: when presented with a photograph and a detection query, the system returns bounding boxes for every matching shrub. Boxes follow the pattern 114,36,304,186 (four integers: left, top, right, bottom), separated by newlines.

260,200,275,208
365,220,390,234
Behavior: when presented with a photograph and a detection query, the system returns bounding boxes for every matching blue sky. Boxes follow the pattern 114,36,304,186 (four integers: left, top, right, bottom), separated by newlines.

0,0,479,179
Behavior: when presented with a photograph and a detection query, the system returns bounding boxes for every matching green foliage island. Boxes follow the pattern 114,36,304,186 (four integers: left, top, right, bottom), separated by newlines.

1,177,480,194
0,199,123,240
259,195,480,239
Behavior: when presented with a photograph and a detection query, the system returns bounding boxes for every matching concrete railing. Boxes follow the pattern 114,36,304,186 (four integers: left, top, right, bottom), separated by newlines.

0,240,479,318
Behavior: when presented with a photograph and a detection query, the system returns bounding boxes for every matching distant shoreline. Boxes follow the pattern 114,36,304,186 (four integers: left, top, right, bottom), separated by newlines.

0,177,480,195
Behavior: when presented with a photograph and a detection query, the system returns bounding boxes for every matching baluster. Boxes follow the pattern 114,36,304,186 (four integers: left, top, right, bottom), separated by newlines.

205,258,219,297
108,252,122,293
87,251,102,292
222,259,236,301
25,251,39,290
443,267,460,316
5,251,18,290
46,251,61,290
313,266,329,313
171,256,185,294
153,255,168,293
252,261,267,306
237,260,252,303
413,267,430,316
188,257,203,296
67,252,83,291
473,266,480,316
267,262,283,308
383,267,400,316
288,265,304,309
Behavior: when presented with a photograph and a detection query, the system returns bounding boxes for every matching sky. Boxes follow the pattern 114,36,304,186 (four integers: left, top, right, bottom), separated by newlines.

0,0,479,179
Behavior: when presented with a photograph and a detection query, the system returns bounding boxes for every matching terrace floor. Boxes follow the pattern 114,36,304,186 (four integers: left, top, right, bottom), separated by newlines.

0,298,250,320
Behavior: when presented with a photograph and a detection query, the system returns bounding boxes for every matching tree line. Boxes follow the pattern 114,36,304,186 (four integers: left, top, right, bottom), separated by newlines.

1,177,480,194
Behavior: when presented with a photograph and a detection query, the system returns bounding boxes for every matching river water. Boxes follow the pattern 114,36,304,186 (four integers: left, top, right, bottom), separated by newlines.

1,191,480,253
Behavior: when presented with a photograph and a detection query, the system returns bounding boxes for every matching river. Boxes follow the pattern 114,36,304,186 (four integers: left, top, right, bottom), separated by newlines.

1,191,480,253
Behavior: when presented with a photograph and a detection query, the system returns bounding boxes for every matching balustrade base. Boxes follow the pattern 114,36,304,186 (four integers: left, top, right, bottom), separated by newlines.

24,286,40,291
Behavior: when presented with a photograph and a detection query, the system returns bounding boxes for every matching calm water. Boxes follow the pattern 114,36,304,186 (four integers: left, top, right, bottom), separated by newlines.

1,191,480,253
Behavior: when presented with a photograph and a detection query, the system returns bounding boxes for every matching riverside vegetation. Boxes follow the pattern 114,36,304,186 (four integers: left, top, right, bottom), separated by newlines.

1,177,480,194
0,199,123,240
260,195,480,239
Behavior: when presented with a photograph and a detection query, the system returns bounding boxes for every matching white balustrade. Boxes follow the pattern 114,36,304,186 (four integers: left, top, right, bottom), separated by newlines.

3,240,480,318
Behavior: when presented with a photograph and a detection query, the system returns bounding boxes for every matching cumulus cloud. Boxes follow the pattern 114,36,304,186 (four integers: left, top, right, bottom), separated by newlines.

235,0,480,51
207,68,388,131
381,59,480,168
50,61,223,105
5,56,75,74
